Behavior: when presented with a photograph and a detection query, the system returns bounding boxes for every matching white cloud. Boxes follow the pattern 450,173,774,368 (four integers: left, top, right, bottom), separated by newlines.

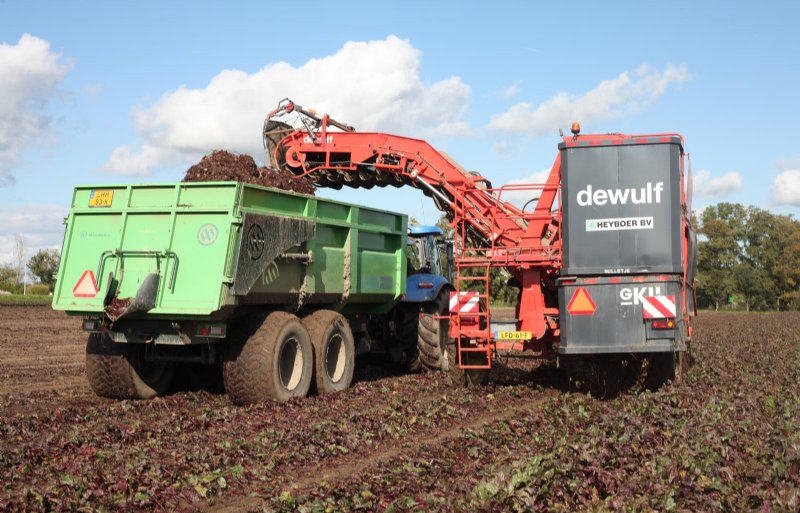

489,64,690,137
771,169,800,206
497,168,554,207
83,83,104,96
502,82,520,99
691,170,743,198
101,144,183,177
0,34,71,184
0,204,66,265
775,158,800,170
102,35,471,176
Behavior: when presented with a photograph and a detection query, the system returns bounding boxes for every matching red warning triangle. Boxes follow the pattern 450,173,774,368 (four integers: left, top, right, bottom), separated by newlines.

73,270,98,298
567,287,596,315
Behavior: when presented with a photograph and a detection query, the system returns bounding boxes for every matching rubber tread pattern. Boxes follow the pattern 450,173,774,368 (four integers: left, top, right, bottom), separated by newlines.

302,310,355,394
85,333,136,399
223,311,312,405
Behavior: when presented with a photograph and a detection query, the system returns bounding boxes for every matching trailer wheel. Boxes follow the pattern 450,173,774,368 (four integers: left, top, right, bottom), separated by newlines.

224,311,313,405
395,304,422,372
85,333,175,399
302,310,355,394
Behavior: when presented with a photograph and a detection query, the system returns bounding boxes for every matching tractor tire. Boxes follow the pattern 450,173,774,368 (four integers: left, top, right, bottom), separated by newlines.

85,333,175,399
417,290,451,371
182,364,224,393
418,290,489,386
302,310,355,395
395,304,422,372
223,311,313,405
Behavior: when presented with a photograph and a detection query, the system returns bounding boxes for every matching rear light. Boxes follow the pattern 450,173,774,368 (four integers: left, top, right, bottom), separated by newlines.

82,319,100,332
197,323,226,338
651,319,675,330
418,282,434,289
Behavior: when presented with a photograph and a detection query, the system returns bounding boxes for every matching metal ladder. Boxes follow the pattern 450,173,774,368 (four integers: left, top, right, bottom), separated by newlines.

454,262,492,369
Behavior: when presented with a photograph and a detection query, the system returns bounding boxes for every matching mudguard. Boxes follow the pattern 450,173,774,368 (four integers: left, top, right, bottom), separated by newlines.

403,274,450,303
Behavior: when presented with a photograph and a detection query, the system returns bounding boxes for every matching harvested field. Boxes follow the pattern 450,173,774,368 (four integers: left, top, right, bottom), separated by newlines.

1,307,799,512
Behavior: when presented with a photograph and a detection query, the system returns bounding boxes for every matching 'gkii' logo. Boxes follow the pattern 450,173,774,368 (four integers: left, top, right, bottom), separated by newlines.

620,286,662,306
577,182,664,206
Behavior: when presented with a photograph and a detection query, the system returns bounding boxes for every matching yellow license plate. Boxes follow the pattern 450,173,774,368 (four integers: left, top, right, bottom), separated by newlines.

89,190,114,207
497,331,532,340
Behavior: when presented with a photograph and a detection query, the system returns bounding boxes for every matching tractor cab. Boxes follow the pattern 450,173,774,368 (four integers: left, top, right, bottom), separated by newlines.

404,225,453,303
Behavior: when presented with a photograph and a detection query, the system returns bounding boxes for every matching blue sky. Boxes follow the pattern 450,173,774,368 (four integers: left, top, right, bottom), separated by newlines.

1,0,799,263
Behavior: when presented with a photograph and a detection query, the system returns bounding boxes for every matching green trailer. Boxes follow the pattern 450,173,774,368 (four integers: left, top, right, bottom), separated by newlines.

53,182,417,403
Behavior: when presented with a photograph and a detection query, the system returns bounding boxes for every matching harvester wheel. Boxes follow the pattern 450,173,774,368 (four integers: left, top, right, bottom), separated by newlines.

302,310,355,395
417,290,489,386
446,338,491,387
85,333,175,399
645,351,681,390
224,311,313,405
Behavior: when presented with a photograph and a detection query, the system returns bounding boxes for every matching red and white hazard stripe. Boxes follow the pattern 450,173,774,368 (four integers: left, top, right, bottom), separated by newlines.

642,295,676,319
449,291,480,313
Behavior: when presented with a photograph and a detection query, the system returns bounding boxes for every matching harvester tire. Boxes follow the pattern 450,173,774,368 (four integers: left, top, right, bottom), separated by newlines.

85,333,175,399
645,351,680,390
302,310,355,395
224,311,313,405
418,290,489,386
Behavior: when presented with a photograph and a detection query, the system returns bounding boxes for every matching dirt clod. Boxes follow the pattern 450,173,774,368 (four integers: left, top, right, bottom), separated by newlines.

104,297,131,320
3,308,799,512
183,150,314,195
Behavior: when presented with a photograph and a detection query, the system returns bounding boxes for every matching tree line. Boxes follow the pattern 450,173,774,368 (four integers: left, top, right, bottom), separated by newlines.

4,202,798,308
696,203,800,311
0,249,60,294
433,202,800,312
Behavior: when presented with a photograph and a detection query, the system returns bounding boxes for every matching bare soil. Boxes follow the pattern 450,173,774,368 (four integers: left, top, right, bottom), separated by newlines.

1,306,798,512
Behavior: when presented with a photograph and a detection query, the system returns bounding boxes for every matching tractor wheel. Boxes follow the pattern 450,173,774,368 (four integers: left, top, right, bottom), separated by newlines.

85,333,175,399
416,291,449,372
302,310,355,395
183,364,224,393
223,311,313,405
395,304,422,372
417,290,489,386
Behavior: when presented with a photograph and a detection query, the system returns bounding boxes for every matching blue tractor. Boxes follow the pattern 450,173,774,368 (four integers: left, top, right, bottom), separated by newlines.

393,225,456,372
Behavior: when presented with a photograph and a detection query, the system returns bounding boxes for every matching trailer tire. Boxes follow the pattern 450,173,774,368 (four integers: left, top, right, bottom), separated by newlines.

224,311,313,405
395,304,422,372
85,333,175,399
302,310,355,395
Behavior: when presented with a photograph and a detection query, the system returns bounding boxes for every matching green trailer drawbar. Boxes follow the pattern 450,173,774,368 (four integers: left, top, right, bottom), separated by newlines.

53,182,411,403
